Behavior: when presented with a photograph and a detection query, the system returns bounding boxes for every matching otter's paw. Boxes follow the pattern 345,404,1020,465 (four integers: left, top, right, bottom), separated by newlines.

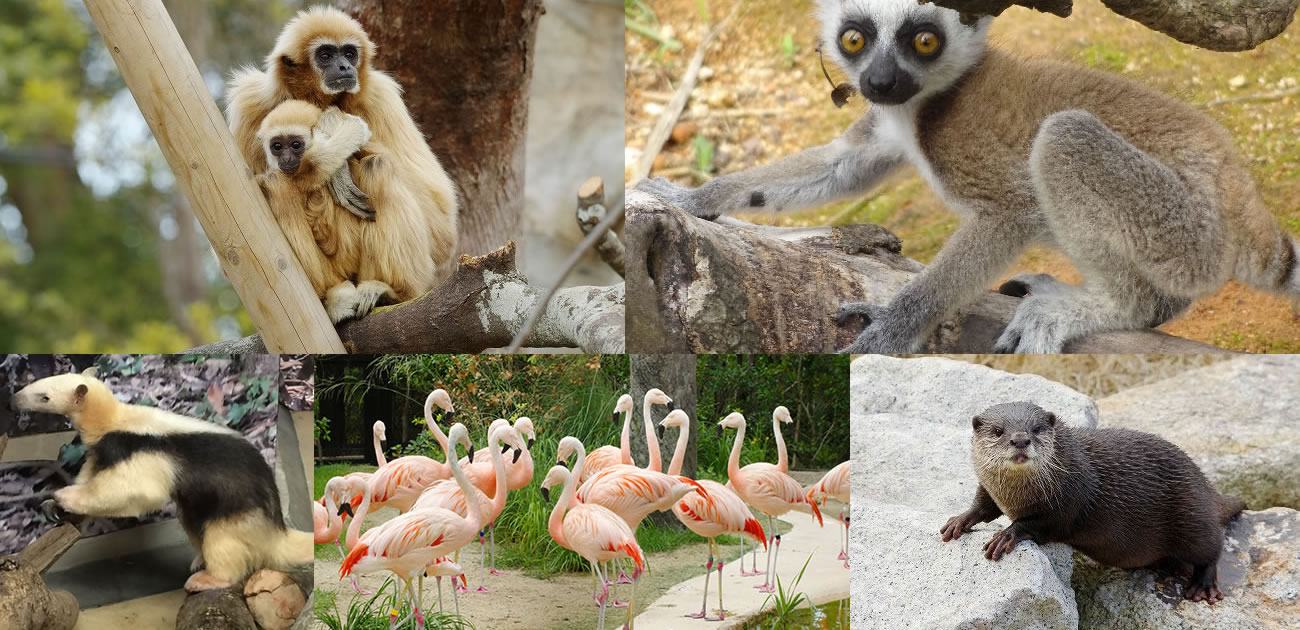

1185,566,1224,604
983,527,1023,561
939,512,979,542
184,570,233,592
836,303,924,353
994,295,1072,354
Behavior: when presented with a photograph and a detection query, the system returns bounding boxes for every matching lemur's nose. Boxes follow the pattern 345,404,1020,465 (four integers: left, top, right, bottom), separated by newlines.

867,73,896,93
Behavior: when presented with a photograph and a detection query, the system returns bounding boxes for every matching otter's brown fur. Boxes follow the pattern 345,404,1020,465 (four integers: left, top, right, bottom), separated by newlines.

940,401,1245,603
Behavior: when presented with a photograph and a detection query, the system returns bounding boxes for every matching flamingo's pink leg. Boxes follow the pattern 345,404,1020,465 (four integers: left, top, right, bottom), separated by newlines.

686,548,713,619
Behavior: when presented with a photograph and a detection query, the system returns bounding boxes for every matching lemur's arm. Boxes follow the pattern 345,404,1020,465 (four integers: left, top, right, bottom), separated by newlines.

55,454,174,518
636,111,904,219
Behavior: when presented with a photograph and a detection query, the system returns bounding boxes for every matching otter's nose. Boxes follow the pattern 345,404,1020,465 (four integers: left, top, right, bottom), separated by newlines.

1010,435,1031,449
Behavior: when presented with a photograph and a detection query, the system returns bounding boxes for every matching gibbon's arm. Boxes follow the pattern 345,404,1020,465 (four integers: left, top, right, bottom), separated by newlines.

300,109,372,190
636,111,904,219
56,452,175,518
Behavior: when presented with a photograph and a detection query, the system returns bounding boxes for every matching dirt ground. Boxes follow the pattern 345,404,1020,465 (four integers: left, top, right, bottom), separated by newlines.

626,0,1300,352
313,475,820,630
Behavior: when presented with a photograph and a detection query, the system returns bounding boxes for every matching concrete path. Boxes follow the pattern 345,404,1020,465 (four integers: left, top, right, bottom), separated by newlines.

633,504,849,629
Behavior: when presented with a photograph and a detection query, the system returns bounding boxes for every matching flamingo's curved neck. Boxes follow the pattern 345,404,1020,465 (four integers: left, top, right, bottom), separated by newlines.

667,421,689,476
488,428,510,518
424,395,451,450
618,405,633,466
344,483,372,551
642,394,662,472
552,441,587,549
446,437,481,529
727,420,746,481
323,489,344,540
373,426,387,467
774,414,789,473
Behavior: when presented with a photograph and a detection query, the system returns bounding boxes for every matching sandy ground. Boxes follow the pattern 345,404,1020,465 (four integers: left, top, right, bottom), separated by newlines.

73,589,186,630
313,471,838,630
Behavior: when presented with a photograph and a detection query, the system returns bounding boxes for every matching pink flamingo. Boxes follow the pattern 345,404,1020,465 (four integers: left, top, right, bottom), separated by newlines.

340,423,483,630
423,557,466,616
459,417,536,577
733,405,795,576
660,410,766,621
583,394,635,480
583,389,673,481
807,461,851,568
543,439,647,630
314,476,371,594
318,421,388,509
413,424,526,594
561,435,711,599
719,411,823,594
346,389,462,515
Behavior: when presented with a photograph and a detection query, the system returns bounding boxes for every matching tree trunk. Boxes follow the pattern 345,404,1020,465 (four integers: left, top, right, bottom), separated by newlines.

630,354,697,530
337,0,544,257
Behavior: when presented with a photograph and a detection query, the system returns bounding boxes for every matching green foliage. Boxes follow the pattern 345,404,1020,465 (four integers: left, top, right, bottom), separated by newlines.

780,33,798,68
315,578,474,630
760,553,814,628
315,415,333,444
696,355,850,472
1078,43,1128,72
693,135,716,181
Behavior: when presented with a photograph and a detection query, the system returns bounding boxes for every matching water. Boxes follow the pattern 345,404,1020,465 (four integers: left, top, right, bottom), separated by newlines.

743,598,848,630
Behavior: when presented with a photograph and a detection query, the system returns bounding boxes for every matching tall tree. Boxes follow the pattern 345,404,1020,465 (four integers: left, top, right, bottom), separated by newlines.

630,353,697,529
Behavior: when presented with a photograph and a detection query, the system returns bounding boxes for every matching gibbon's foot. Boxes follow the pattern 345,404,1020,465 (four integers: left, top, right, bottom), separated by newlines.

835,302,922,353
324,281,361,323
635,177,720,221
994,294,1076,354
184,570,234,592
939,511,981,542
353,280,399,317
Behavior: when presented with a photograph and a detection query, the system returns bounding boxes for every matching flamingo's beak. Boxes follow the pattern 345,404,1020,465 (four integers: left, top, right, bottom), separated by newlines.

656,424,665,440
467,445,475,463
540,487,550,502
667,400,676,411
716,423,723,438
611,411,619,422
528,437,536,449
501,443,512,454
512,448,523,464
338,502,354,518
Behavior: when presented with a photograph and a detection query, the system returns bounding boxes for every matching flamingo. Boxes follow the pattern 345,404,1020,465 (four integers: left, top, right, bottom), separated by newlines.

719,412,823,594
807,461,851,568
340,423,483,630
347,389,463,515
413,424,526,594
583,389,673,481
583,394,635,480
318,421,388,508
423,557,467,616
735,405,794,576
315,476,370,594
560,435,711,600
544,438,647,630
459,417,536,577
660,409,766,621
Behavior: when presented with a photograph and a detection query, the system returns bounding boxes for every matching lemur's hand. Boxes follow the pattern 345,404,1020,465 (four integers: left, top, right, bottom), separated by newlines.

635,177,720,221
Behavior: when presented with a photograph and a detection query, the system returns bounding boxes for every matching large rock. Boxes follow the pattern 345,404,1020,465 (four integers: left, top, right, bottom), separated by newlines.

1074,508,1300,630
1096,356,1300,509
851,355,1098,429
243,569,307,630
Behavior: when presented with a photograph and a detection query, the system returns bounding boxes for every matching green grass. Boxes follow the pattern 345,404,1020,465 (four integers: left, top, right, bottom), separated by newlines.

315,577,474,630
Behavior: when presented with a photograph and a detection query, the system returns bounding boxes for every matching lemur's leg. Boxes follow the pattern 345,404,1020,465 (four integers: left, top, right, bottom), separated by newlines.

635,113,904,219
997,109,1222,352
839,216,1038,353
55,456,173,518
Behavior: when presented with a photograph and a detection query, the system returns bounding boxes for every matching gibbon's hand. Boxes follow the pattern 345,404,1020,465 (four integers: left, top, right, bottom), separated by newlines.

635,177,720,221
316,107,375,220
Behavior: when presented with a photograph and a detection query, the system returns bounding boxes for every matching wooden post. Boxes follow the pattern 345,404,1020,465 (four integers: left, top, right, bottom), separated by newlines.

81,0,346,353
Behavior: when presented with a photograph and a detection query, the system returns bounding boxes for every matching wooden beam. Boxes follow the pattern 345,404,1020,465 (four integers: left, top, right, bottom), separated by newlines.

15,524,81,575
81,0,345,352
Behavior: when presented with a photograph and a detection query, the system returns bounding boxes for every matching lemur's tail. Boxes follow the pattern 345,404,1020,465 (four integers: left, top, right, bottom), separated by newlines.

1238,225,1299,296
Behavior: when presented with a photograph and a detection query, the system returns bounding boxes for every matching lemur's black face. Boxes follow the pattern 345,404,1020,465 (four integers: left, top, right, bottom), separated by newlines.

314,42,360,94
837,18,944,105
268,134,306,174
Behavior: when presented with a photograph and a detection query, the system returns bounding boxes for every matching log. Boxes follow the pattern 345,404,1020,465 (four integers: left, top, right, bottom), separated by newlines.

927,0,1299,51
576,177,625,277
189,241,626,354
625,190,1232,354
81,0,345,352
16,524,81,574
176,587,257,630
0,525,82,630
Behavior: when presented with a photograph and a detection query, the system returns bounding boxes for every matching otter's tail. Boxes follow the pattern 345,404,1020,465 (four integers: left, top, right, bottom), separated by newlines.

1218,494,1246,526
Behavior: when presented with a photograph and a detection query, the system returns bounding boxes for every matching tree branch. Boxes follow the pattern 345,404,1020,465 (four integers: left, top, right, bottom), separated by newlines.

625,190,1232,354
189,242,625,354
927,0,1299,51
577,177,625,277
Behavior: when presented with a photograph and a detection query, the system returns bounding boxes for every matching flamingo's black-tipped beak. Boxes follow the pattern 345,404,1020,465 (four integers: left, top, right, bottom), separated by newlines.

444,410,456,423
338,502,354,518
667,400,676,411
656,424,665,440
529,437,536,449
467,445,475,463
502,443,512,454
611,411,619,422
512,448,523,464
540,487,550,502
716,424,723,438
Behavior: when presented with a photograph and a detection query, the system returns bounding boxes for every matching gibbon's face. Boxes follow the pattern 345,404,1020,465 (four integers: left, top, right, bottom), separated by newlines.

313,40,362,94
816,0,990,106
266,132,308,174
9,373,90,416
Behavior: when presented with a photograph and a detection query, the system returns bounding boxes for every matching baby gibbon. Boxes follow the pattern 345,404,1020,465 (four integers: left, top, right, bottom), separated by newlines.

9,369,312,592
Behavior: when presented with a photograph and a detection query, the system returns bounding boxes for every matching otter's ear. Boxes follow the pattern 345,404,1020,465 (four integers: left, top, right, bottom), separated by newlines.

73,384,88,406
972,415,984,431
1044,412,1057,426
81,366,97,378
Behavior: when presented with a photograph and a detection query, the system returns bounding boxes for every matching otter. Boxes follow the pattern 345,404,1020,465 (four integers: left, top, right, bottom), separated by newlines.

939,401,1245,603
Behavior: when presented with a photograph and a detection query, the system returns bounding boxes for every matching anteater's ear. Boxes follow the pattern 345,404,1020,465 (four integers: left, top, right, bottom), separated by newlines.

74,384,88,405
81,366,97,378
972,415,984,431
1044,412,1057,426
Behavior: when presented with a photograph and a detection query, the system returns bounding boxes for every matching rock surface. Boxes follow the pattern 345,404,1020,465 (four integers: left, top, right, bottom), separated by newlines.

243,569,307,630
851,355,1099,429
1096,356,1300,509
1074,507,1300,630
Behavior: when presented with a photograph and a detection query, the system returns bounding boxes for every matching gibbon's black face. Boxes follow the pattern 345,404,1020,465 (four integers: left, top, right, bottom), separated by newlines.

314,42,360,94
268,134,307,174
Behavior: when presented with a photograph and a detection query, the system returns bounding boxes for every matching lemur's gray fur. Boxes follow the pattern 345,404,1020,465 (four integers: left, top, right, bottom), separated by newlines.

637,0,1300,353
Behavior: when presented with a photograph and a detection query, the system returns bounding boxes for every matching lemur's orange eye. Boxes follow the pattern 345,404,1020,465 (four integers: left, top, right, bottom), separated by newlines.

840,29,865,54
913,31,941,56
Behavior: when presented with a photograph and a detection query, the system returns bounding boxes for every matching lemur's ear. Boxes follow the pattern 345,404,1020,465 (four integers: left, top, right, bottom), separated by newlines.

81,366,97,378
74,384,88,405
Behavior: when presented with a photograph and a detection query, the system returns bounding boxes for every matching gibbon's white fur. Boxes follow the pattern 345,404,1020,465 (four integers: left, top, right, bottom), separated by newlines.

9,369,312,591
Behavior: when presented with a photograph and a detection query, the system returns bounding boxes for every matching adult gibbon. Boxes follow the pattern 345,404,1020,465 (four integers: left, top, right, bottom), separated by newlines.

256,100,405,322
226,7,458,297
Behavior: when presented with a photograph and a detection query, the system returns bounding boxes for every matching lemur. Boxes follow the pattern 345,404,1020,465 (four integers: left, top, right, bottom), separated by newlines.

637,0,1300,353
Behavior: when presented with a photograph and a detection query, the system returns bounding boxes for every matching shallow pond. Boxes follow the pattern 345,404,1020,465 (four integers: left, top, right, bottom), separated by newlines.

743,598,848,630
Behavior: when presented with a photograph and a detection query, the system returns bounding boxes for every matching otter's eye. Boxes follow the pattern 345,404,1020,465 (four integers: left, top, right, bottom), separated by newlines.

1032,425,1045,435
991,427,1004,438
913,31,941,56
840,28,866,54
